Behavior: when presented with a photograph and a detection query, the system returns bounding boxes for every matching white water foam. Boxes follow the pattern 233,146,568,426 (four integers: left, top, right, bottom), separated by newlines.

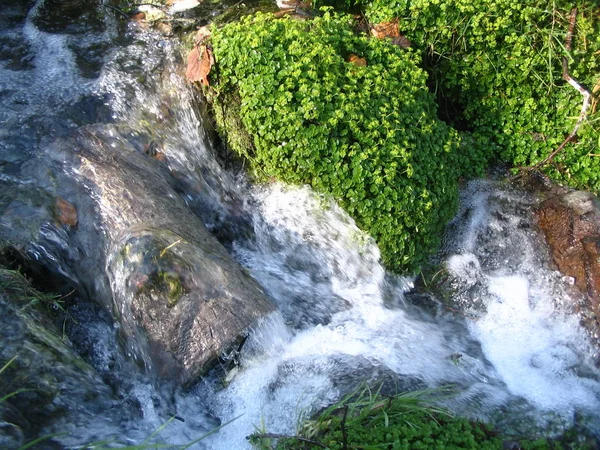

119,181,587,448
471,276,599,413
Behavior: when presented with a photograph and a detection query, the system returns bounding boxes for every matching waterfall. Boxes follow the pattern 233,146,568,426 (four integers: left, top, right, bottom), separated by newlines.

0,1,599,448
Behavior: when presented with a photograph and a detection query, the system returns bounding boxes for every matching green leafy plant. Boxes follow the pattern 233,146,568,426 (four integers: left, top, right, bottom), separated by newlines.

365,0,600,190
210,11,483,273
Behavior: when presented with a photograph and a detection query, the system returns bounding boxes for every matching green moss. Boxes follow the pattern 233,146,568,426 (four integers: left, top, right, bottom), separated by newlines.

138,270,184,307
210,88,255,161
210,11,483,273
158,271,184,307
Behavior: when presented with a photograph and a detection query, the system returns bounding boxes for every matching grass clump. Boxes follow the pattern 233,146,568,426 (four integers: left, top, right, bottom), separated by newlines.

365,0,600,190
249,386,578,450
210,11,483,273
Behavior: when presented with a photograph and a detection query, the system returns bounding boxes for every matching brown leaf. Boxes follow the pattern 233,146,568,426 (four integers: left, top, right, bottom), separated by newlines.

132,12,146,23
371,19,412,48
186,45,214,86
348,54,367,67
55,197,78,227
371,19,400,39
390,35,412,49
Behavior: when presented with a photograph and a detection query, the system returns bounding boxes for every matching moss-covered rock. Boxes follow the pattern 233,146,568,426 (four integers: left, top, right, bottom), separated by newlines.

210,11,483,273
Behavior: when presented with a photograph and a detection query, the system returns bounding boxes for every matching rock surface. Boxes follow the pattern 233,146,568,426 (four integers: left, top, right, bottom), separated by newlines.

0,0,274,386
0,269,117,448
0,122,274,385
535,190,600,350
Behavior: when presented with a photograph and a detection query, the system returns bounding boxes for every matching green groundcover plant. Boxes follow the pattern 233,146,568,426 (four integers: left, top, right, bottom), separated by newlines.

365,0,600,189
248,386,584,450
210,11,484,273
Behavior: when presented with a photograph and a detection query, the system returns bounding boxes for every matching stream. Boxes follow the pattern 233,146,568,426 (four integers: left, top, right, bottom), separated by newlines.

1,1,599,448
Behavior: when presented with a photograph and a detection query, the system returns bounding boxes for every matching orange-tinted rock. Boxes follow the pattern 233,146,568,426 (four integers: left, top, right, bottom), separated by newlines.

55,197,78,227
583,238,600,318
535,191,600,347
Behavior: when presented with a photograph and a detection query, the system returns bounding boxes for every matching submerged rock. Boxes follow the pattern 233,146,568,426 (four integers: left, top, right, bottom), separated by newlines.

110,227,274,383
61,124,274,383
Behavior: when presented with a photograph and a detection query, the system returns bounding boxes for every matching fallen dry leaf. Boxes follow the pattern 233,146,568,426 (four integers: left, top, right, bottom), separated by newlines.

371,19,400,39
348,54,367,67
371,19,412,48
186,45,214,86
132,12,146,23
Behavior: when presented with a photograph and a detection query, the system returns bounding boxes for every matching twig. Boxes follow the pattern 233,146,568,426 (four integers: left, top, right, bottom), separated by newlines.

515,8,591,176
341,404,349,450
247,433,328,448
159,239,182,258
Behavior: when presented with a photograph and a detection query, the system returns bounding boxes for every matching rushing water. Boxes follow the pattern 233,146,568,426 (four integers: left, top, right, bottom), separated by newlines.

1,1,600,448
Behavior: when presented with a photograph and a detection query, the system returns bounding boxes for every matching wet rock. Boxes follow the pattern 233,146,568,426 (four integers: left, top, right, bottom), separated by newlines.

0,35,35,71
535,190,600,350
0,120,273,385
70,41,111,79
0,1,36,29
110,228,273,382
0,269,117,447
42,124,274,384
32,0,105,35
0,420,24,450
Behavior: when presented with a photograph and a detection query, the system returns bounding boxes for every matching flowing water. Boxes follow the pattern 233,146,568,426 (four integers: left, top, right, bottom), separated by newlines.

1,1,599,448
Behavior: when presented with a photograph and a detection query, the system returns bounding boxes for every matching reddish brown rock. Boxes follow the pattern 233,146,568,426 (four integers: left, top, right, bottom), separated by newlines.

535,191,600,346
55,197,78,227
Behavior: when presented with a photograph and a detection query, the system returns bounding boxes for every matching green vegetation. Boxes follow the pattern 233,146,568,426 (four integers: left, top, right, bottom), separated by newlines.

0,267,65,313
210,11,482,273
206,1,599,273
365,0,600,189
249,386,589,449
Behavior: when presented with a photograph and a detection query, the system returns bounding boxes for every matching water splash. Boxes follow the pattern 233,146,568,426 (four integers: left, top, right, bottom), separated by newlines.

2,2,599,447
157,181,600,448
